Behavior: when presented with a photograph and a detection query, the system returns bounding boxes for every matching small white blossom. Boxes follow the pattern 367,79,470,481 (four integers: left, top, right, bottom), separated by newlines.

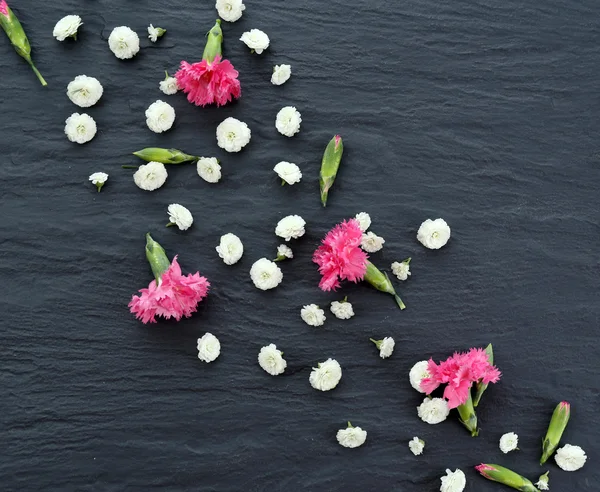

499,432,519,454
53,15,83,41
271,64,291,85
167,204,193,231
417,397,450,425
361,232,385,252
309,358,342,391
371,337,395,359
536,472,549,490
147,24,166,43
336,422,367,448
215,0,245,22
108,26,140,60
417,218,451,250
440,469,466,492
409,437,425,456
160,72,180,95
145,100,175,133
409,360,431,393
197,157,222,183
216,117,251,152
330,300,354,320
275,244,293,261
276,106,302,137
555,444,587,471
301,304,326,327
250,258,283,290
66,75,103,108
275,215,306,241
273,161,302,185
391,258,411,281
133,161,168,191
240,29,270,54
89,172,108,192
355,212,371,232
216,233,244,265
64,113,96,144
258,344,287,376
197,333,221,363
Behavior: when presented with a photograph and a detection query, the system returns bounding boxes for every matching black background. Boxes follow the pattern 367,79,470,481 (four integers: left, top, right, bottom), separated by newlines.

1,1,599,490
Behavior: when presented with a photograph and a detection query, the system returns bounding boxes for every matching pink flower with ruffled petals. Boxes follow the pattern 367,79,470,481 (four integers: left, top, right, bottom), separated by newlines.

475,464,496,479
313,219,368,291
0,1,9,17
175,55,241,107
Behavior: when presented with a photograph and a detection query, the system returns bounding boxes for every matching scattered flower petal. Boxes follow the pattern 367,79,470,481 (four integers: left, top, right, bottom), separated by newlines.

336,422,367,448
240,29,270,54
499,432,519,454
361,231,385,252
197,157,222,183
354,212,371,232
391,258,411,281
536,471,550,490
440,468,466,492
275,244,293,261
371,337,395,359
271,64,291,85
53,15,82,41
147,24,166,43
89,172,108,192
167,204,193,231
417,397,449,424
274,161,302,185
160,72,180,95
330,300,354,319
275,215,306,241
409,437,425,456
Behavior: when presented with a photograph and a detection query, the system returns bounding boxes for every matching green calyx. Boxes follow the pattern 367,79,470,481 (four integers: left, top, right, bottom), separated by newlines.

319,135,343,206
363,261,406,309
202,19,223,62
456,391,479,437
473,343,494,407
145,233,171,282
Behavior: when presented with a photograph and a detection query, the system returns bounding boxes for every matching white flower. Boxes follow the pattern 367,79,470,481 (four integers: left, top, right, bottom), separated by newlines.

273,161,302,185
309,358,342,391
250,258,283,290
159,73,180,95
64,113,97,144
215,0,245,22
108,26,140,60
409,437,425,456
275,106,302,137
409,361,431,393
197,157,221,183
240,29,270,54
371,337,395,359
361,232,385,252
216,117,251,152
330,300,354,320
271,64,291,85
147,24,166,43
216,233,244,265
145,100,175,133
336,423,367,448
275,244,293,261
275,215,306,241
417,397,450,424
197,333,221,363
89,172,108,192
258,344,287,376
440,469,466,492
555,444,587,471
499,432,519,453
536,472,549,490
391,258,411,281
133,161,168,191
167,204,193,231
417,218,451,250
53,15,83,41
301,304,326,327
355,212,371,232
66,75,103,108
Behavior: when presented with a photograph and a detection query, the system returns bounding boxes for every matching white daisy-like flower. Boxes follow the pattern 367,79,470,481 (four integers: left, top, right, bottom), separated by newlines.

535,472,549,490
440,468,466,492
159,72,180,95
258,344,287,376
167,204,193,231
409,360,431,393
273,161,302,185
409,437,425,456
66,75,103,108
147,24,166,43
417,397,450,424
301,304,326,327
271,64,291,85
133,161,168,191
371,337,395,359
64,113,97,144
361,232,385,252
216,233,244,265
197,333,221,363
215,0,245,22
275,244,293,261
145,100,175,133
555,444,587,471
197,157,222,183
89,172,108,192
216,117,251,152
499,432,519,454
309,358,342,391
417,218,451,250
275,215,306,241
240,29,270,54
355,212,371,232
250,258,283,290
53,15,83,41
108,26,140,60
275,106,302,137
391,258,411,281
330,300,354,320
336,422,367,449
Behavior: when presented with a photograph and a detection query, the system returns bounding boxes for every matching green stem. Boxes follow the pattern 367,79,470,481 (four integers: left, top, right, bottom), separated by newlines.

122,165,139,169
27,59,47,86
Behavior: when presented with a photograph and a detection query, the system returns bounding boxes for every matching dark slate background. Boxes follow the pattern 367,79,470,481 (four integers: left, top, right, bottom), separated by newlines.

1,0,599,490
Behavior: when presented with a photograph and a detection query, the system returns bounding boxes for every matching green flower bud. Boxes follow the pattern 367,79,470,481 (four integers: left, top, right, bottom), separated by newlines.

202,19,223,62
473,343,494,407
319,135,343,207
475,464,538,491
456,391,479,437
145,233,171,282
133,148,199,165
540,401,570,465
363,261,406,310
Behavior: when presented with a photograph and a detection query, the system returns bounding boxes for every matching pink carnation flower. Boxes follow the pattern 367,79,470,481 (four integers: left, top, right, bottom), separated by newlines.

313,219,368,291
129,256,210,324
175,55,241,107
0,1,8,17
